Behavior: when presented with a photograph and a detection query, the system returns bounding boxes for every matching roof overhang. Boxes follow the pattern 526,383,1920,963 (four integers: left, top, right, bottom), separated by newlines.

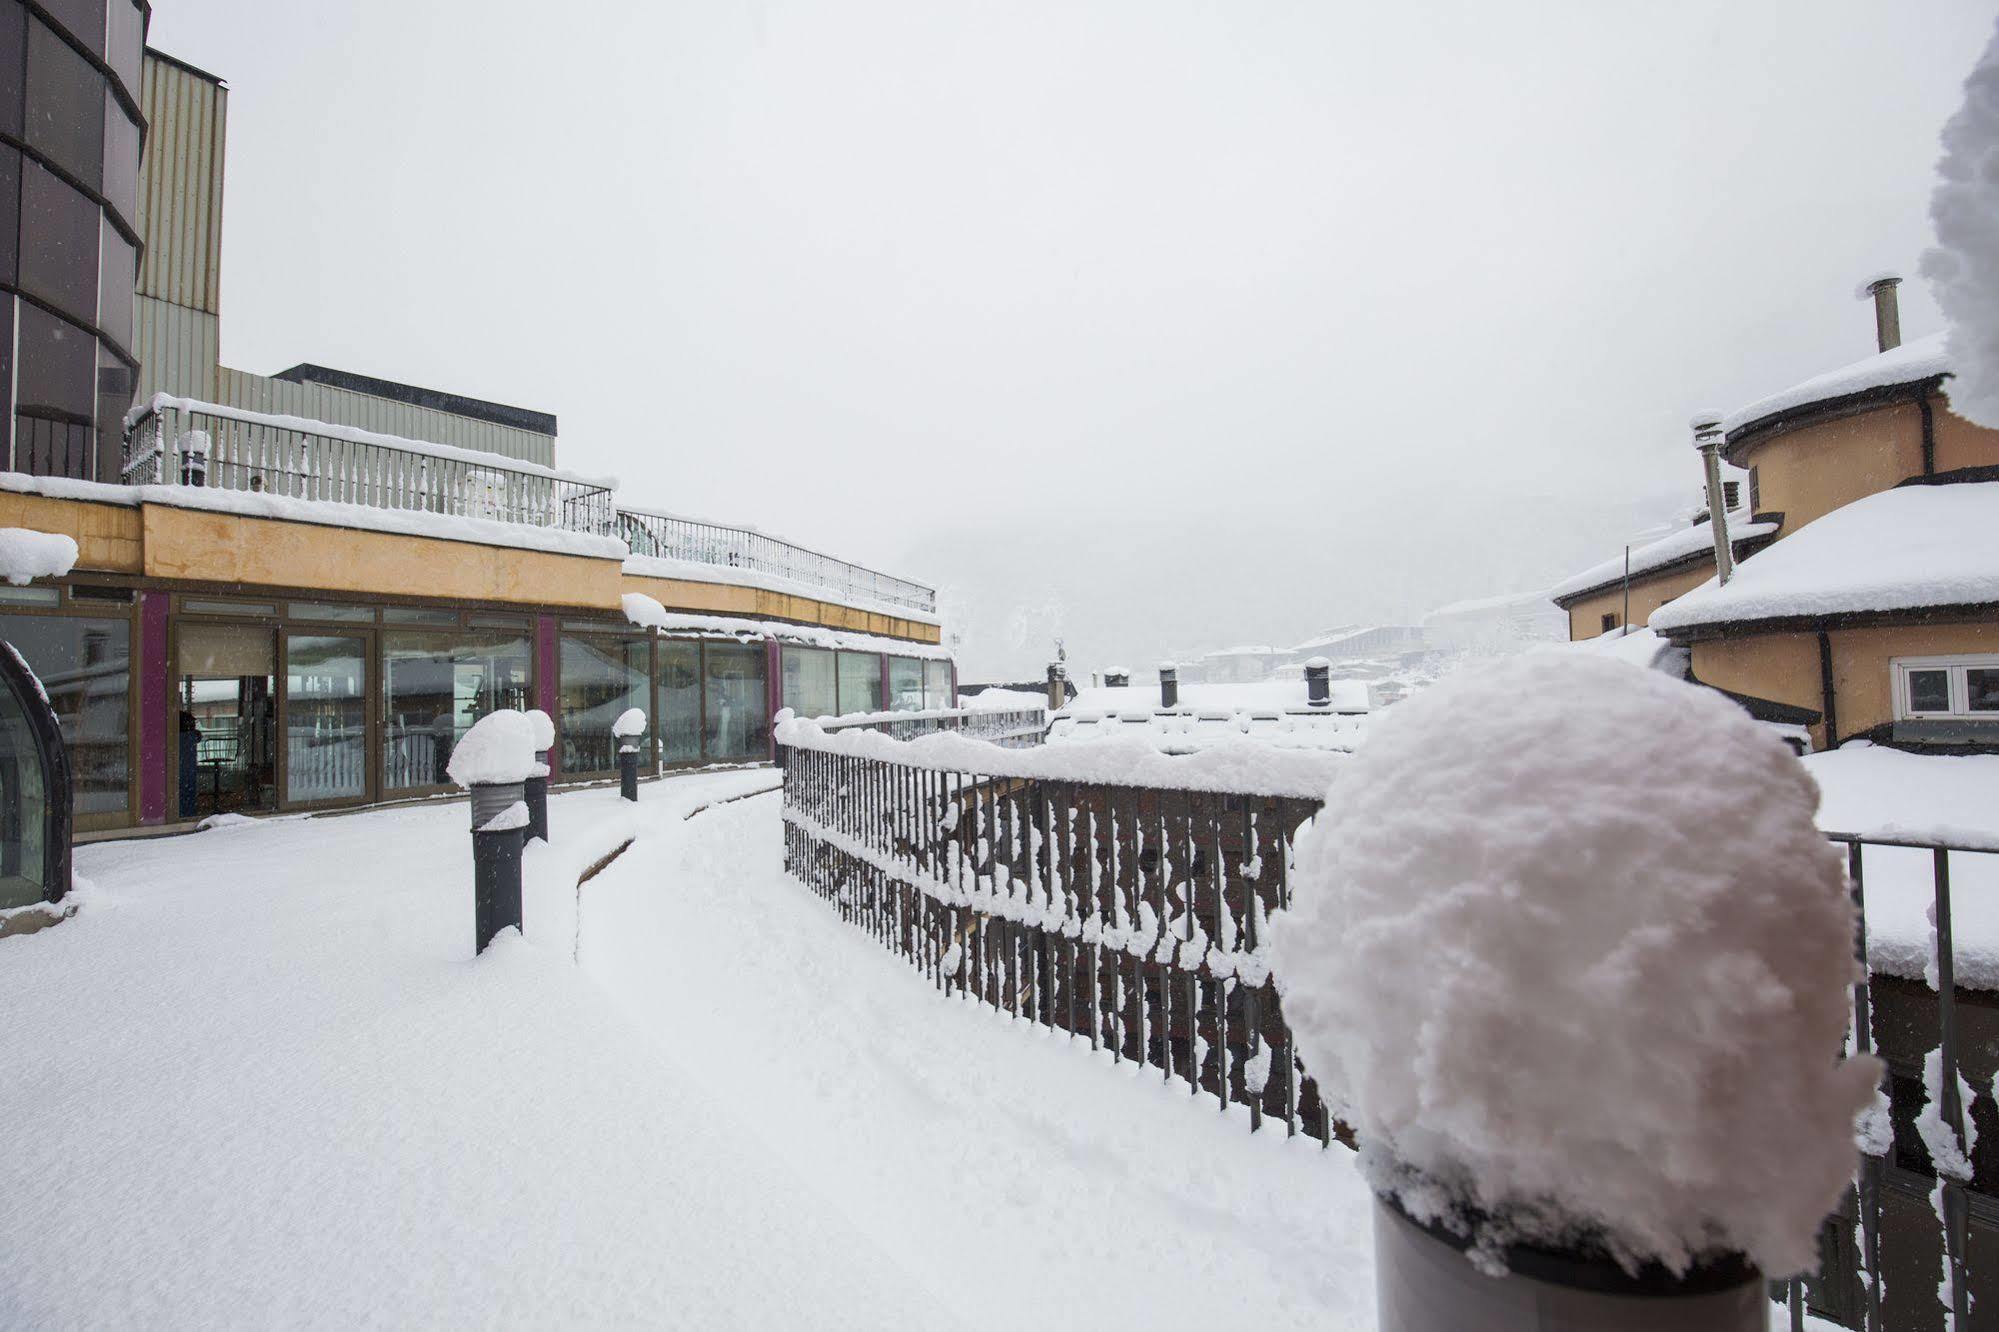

1721,376,1944,468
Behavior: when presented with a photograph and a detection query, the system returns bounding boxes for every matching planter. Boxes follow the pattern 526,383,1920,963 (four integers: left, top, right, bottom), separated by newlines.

1373,1195,1764,1332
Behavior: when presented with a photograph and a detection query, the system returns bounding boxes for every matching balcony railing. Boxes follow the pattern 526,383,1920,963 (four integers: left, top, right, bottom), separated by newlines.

122,396,618,537
618,506,937,617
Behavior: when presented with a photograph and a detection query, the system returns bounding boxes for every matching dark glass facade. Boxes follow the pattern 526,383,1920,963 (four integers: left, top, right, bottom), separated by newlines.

0,0,144,481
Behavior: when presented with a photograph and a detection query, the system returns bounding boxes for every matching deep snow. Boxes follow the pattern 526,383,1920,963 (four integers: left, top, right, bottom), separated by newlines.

1923,17,1999,430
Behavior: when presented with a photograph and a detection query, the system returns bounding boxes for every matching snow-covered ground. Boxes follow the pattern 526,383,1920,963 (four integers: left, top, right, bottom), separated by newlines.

1,772,1375,1327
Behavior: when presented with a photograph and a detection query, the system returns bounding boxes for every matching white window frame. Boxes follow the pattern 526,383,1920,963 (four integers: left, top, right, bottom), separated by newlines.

1891,654,1999,721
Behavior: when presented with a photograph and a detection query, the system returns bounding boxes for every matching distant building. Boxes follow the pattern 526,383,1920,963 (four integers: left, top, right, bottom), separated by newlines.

1284,625,1427,664
1423,590,1566,653
1047,676,1370,753
1197,644,1288,683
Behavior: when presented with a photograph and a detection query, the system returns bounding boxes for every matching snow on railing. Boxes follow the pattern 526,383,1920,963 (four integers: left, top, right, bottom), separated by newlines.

817,705,1046,749
618,505,937,616
775,727,1344,1144
122,395,618,537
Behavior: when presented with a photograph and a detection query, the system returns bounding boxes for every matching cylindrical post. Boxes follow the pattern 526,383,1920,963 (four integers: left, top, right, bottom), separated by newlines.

1691,413,1734,586
1305,657,1331,707
524,752,549,842
612,707,646,802
1159,663,1179,709
1045,661,1064,711
1861,273,1902,354
619,748,639,801
1104,667,1129,689
1372,1199,1762,1332
469,780,526,953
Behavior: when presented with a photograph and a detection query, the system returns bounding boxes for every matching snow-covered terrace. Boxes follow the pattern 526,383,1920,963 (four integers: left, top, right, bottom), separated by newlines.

1650,480,1999,634
117,395,939,620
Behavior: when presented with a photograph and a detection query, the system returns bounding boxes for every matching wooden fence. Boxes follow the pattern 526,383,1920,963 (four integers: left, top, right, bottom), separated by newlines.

778,738,1342,1142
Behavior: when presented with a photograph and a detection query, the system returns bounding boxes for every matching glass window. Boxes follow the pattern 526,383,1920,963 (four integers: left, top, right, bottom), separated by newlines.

0,587,59,606
1907,669,1951,715
704,643,766,761
559,633,649,774
382,629,531,791
781,646,837,719
17,298,94,420
98,212,134,347
176,621,276,819
0,147,18,284
1968,669,1999,714
382,607,457,626
285,635,366,804
288,602,374,622
107,0,142,94
657,640,700,765
0,2,24,140
25,16,102,185
92,343,131,481
836,652,881,716
38,0,101,56
182,599,276,617
924,659,953,710
0,611,128,817
20,158,98,324
101,89,138,226
0,653,50,907
886,656,924,712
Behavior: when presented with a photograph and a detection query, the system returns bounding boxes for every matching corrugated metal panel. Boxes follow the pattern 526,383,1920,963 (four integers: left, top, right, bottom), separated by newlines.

135,53,226,315
212,367,557,467
132,294,219,400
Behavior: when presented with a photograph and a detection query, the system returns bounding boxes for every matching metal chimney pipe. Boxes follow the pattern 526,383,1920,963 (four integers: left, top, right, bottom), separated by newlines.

1861,273,1902,353
1104,668,1129,689
1305,657,1331,708
1046,661,1065,711
1159,663,1179,709
1691,413,1734,586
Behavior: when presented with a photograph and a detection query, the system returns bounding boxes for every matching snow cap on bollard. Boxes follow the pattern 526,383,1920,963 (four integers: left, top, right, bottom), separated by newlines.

525,708,555,757
446,710,540,792
612,707,647,753
1269,653,1879,1282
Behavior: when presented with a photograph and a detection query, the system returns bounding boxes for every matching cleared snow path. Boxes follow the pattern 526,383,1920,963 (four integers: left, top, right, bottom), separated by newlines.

579,789,1380,1330
0,773,946,1328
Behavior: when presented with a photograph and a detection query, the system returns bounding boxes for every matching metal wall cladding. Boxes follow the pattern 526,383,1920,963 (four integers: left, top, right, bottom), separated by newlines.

132,295,220,402
213,367,558,468
135,54,227,315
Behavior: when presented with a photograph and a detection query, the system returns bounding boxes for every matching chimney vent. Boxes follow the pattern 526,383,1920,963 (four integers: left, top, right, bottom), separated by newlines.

1103,667,1129,689
1856,272,1903,353
1690,413,1734,585
1159,663,1179,710
1304,657,1331,708
1045,661,1065,711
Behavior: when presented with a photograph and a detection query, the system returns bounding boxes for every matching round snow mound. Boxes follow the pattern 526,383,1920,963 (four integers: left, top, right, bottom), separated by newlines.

1270,653,1877,1278
445,710,539,789
525,708,556,753
612,707,647,738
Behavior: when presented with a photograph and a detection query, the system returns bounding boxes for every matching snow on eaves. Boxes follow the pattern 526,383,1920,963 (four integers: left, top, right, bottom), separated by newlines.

622,553,940,626
0,527,78,585
1651,481,1999,634
0,471,628,561
1720,331,1950,437
621,592,951,659
1550,512,1778,603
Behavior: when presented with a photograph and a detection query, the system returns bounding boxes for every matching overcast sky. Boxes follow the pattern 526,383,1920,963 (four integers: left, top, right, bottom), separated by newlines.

147,1,1996,678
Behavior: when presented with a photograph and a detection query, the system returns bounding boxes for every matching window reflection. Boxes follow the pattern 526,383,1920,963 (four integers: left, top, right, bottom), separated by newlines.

657,640,700,765
782,646,837,720
0,610,125,817
705,644,766,761
382,630,530,790
286,635,366,803
836,651,881,715
560,633,650,774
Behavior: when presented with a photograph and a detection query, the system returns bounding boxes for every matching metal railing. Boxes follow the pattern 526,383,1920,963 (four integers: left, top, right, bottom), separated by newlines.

618,506,937,616
819,705,1046,749
123,397,618,536
777,738,1343,1144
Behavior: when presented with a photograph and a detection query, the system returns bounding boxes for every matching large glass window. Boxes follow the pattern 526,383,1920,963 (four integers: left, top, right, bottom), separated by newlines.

16,299,95,477
560,633,650,774
924,659,953,710
24,16,102,185
0,610,127,817
20,159,98,325
382,629,531,791
0,655,50,907
887,656,924,712
0,2,25,140
101,90,138,229
285,635,366,804
782,646,837,720
97,213,134,347
836,651,881,716
705,643,767,761
177,621,276,819
657,640,700,766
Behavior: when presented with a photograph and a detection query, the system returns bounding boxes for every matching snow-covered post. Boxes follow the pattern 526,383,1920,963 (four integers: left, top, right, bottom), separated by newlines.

177,429,210,488
1044,661,1064,711
523,709,554,842
1271,655,1879,1332
1158,662,1178,709
446,710,537,954
1304,656,1331,707
613,708,646,802
1691,412,1734,586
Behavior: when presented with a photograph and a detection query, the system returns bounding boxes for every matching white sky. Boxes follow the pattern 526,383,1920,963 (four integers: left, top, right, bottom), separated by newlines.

146,1,1997,678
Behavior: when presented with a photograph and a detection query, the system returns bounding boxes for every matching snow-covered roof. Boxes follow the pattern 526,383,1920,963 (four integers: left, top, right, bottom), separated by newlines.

1058,678,1371,718
1201,644,1280,659
1721,331,1950,438
620,593,952,659
1650,481,1999,634
1549,510,1779,604
1424,589,1551,621
1283,625,1417,655
1551,625,1689,676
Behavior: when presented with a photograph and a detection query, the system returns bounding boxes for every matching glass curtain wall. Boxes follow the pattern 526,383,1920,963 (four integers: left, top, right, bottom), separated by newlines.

924,660,953,710
782,647,837,720
177,622,277,819
382,629,531,792
560,633,651,774
284,635,367,804
836,652,882,716
0,654,49,907
0,606,128,819
705,643,767,760
887,657,924,712
656,640,701,766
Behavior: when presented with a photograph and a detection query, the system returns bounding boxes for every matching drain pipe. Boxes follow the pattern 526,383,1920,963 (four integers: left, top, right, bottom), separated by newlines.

1692,413,1734,586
